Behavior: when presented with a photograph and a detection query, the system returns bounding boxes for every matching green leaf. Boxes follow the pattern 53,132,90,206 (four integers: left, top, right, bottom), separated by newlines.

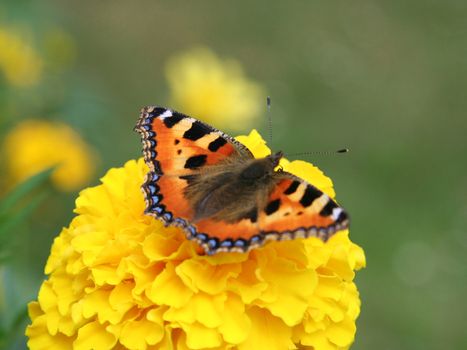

0,168,54,261
0,167,55,215
0,190,49,250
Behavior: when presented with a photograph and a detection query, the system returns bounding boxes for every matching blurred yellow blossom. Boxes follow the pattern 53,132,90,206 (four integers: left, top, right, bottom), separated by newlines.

3,119,96,192
26,130,364,349
0,27,42,87
166,47,265,131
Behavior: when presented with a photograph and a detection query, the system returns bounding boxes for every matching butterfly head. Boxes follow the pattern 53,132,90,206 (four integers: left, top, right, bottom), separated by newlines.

239,151,284,182
268,151,284,168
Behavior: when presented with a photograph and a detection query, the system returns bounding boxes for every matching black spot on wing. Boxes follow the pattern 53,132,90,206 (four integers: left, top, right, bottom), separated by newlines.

163,114,184,128
336,210,349,224
150,107,167,117
243,207,258,223
183,121,210,141
208,136,227,152
184,155,207,169
284,180,300,195
265,199,281,215
319,199,338,217
179,174,197,184
300,185,321,207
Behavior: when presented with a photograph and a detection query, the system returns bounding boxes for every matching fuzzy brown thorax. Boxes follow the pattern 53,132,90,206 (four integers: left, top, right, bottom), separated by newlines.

240,151,283,182
184,151,284,223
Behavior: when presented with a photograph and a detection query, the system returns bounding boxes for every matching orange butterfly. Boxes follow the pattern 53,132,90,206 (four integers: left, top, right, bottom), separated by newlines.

135,106,349,255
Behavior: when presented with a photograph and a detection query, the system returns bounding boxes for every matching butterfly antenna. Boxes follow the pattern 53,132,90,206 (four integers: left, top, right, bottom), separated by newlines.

285,148,350,158
267,96,273,147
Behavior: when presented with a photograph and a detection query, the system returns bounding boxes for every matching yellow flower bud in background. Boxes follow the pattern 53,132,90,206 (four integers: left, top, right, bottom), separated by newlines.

0,27,42,87
2,120,96,192
166,48,265,131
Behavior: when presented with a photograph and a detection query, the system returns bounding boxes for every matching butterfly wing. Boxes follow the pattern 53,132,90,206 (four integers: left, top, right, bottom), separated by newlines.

135,106,259,250
258,172,349,241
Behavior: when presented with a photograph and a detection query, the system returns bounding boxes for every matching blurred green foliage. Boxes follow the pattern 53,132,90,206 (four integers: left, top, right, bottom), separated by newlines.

1,0,467,349
0,168,53,349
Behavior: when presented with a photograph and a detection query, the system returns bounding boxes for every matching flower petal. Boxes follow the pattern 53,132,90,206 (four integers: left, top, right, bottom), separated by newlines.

74,321,117,350
119,309,165,349
238,307,295,350
147,263,193,308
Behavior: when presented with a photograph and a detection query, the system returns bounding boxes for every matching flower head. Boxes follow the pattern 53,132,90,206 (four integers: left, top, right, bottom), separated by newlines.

166,47,265,131
26,131,365,349
0,26,42,87
2,119,96,192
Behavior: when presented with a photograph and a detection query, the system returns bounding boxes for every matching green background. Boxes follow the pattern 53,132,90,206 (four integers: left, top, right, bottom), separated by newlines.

1,1,467,349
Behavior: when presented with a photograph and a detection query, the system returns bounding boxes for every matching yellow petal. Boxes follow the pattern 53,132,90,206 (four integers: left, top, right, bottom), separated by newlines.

26,313,73,350
74,321,117,350
218,294,251,344
164,293,225,328
71,230,110,266
120,310,165,349
147,263,193,308
314,275,344,301
300,330,335,350
255,252,318,326
91,265,123,286
142,231,190,262
108,281,135,310
37,281,56,312
176,258,241,294
325,316,356,347
228,259,268,303
235,129,271,158
28,301,43,320
183,322,222,349
238,307,295,350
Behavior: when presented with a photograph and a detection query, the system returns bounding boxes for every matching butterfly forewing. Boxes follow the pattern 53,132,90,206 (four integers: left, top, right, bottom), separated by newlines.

135,106,250,223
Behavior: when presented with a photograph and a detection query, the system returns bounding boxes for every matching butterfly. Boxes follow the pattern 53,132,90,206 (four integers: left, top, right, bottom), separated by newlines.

135,106,349,255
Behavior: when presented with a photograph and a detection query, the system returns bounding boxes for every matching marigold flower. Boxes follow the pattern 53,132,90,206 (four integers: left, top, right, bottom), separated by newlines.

0,27,42,87
26,130,365,350
2,119,96,192
166,47,265,131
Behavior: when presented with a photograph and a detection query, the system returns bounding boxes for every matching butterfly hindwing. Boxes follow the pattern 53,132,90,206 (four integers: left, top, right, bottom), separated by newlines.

259,173,349,241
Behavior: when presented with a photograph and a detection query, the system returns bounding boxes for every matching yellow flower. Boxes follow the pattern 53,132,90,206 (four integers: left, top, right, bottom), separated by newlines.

0,27,42,87
26,131,365,350
2,120,96,192
166,48,265,131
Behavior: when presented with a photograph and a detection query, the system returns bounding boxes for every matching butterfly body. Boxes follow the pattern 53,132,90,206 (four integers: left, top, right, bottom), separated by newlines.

135,106,349,255
185,151,282,224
